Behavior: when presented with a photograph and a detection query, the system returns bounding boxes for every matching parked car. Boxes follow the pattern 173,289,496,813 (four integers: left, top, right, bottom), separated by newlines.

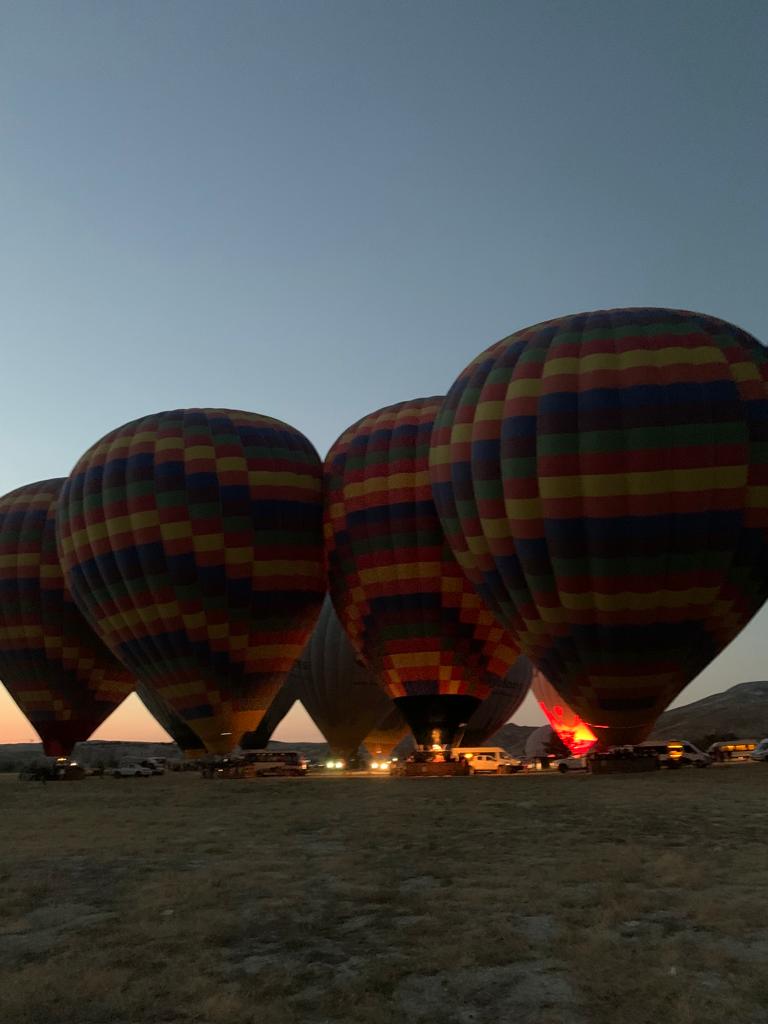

113,763,153,778
750,738,768,763
140,758,165,775
452,747,524,774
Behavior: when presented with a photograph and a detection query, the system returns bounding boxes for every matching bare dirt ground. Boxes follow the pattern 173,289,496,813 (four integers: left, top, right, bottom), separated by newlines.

1,766,766,1024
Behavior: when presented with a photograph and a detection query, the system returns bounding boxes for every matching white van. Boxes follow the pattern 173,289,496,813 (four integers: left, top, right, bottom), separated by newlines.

635,740,711,767
452,747,523,774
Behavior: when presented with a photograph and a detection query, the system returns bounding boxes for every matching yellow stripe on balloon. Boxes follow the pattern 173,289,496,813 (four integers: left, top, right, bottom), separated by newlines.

224,547,253,565
192,534,225,552
247,470,320,489
0,553,40,568
155,436,185,452
538,465,746,499
160,521,193,540
542,345,723,377
344,470,429,499
474,400,504,422
481,517,517,539
504,378,542,399
185,445,217,461
558,586,719,612
357,562,442,585
388,651,441,668
745,486,768,508
0,625,43,640
182,612,206,629
448,424,474,444
250,560,322,577
730,360,763,383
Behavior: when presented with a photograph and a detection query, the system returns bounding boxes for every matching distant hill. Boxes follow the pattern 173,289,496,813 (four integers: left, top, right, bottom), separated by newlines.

649,680,768,743
484,722,537,755
0,740,181,771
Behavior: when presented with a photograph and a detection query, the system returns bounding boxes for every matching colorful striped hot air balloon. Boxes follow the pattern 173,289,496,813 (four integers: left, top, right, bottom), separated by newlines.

244,596,395,761
325,397,520,748
431,308,768,747
57,409,325,754
0,479,133,757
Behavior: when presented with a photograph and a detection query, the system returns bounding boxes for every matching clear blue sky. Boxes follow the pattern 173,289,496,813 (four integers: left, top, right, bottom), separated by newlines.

1,0,767,741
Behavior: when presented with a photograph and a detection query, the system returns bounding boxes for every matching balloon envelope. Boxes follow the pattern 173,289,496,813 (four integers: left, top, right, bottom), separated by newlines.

240,673,301,750
292,596,397,758
136,682,207,758
244,597,394,758
364,705,413,759
57,409,325,753
0,479,133,757
325,397,519,747
431,308,768,745
530,669,597,756
461,656,533,746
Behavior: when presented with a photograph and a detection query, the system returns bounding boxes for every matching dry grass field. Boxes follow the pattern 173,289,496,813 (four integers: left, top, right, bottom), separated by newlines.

1,767,766,1024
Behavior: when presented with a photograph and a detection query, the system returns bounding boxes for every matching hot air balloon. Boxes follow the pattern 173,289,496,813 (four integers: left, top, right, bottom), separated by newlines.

530,669,596,756
325,397,520,748
245,596,397,762
431,308,768,746
364,706,413,760
136,682,207,759
56,408,325,754
461,655,533,746
524,724,553,761
0,479,134,757
240,673,301,750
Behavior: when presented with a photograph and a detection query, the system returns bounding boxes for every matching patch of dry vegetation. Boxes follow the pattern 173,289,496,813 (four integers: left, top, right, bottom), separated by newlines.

1,767,767,1024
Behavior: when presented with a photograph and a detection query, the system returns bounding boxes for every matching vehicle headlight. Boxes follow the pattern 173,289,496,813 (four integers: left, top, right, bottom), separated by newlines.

371,761,379,770
335,760,344,769
325,760,335,769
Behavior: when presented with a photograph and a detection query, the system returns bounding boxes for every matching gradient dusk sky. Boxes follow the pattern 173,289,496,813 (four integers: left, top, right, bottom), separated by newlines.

1,1,766,743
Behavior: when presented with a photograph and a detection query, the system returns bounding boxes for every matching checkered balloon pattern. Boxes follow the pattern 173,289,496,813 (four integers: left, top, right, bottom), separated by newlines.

0,479,134,757
56,409,325,754
430,308,768,746
324,397,519,707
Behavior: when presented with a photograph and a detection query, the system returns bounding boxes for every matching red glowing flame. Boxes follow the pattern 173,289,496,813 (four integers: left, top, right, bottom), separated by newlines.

531,671,598,756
